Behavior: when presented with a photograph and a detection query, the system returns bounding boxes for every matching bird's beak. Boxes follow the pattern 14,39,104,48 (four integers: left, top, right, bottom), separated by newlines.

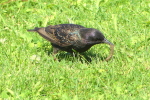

102,38,114,61
102,38,113,45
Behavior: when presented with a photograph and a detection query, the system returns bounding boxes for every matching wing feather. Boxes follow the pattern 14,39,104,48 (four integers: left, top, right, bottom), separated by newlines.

36,24,85,47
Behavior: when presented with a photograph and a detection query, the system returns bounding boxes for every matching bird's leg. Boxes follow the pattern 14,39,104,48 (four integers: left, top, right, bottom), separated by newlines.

52,46,60,61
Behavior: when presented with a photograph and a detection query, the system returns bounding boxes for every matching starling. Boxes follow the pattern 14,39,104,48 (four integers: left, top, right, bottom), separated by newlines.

27,24,114,61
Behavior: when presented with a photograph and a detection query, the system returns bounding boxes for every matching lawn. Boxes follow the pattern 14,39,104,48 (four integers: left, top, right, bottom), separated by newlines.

0,0,150,99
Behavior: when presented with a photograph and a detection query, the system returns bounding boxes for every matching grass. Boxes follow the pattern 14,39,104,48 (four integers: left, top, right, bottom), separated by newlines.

0,0,150,99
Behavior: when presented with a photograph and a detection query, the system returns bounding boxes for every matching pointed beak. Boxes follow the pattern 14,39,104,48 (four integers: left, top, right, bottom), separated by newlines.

102,38,114,61
102,38,114,45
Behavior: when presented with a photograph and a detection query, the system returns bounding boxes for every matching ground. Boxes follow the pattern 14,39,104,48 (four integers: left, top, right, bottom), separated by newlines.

0,0,150,99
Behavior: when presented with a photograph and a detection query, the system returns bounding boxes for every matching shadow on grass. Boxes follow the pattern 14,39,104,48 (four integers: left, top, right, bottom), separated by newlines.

44,47,105,63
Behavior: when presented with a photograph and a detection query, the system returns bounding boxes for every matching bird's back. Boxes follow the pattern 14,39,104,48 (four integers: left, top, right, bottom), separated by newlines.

28,24,85,48
45,24,85,47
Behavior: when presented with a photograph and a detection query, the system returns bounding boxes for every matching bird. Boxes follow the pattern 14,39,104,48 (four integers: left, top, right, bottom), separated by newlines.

27,24,114,61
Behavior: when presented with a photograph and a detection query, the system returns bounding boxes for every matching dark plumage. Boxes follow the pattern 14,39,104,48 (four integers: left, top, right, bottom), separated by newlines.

27,24,114,61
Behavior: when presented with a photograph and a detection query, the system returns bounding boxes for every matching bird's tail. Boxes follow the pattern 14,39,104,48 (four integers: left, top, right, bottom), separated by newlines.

27,27,39,32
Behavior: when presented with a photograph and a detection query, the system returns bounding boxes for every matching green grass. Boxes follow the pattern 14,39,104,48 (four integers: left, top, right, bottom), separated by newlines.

0,0,150,99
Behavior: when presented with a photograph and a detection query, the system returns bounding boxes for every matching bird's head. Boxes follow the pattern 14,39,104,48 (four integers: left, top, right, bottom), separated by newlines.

80,28,114,61
80,28,109,44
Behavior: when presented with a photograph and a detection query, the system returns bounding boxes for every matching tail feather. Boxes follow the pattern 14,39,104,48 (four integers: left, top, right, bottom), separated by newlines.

27,27,39,32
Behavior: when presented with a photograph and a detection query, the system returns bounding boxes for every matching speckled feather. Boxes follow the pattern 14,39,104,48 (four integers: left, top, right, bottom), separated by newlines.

39,24,85,47
47,24,85,46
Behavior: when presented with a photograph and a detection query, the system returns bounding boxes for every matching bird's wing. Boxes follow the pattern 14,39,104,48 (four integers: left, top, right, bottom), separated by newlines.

37,24,85,47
